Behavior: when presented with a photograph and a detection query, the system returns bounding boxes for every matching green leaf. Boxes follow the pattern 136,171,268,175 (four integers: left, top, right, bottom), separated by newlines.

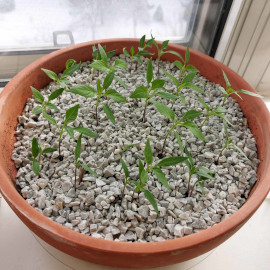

178,94,186,105
121,143,137,155
214,112,232,126
182,72,196,84
146,38,154,47
43,147,57,154
143,189,159,216
152,168,171,191
222,71,231,89
97,79,103,95
175,132,184,155
81,163,99,177
65,104,79,124
114,59,127,70
173,60,183,70
184,47,190,65
130,46,135,56
64,126,75,139
120,158,129,178
115,76,128,89
215,106,227,113
144,138,153,165
151,100,175,121
68,85,96,98
161,40,169,50
163,50,184,62
184,82,203,93
156,156,187,167
103,72,114,89
181,110,202,121
46,102,60,111
105,89,127,102
151,79,166,90
106,50,117,59
195,170,215,180
137,50,154,57
139,35,146,48
123,48,130,57
31,87,44,103
186,64,199,73
146,58,153,85
230,143,248,159
32,106,43,114
134,55,143,64
156,92,179,100
33,159,40,175
41,68,59,81
237,89,263,98
32,138,39,158
219,86,227,95
181,121,206,141
89,60,109,73
73,127,99,138
92,45,98,59
48,88,64,101
130,86,149,98
198,181,205,195
65,59,76,69
196,94,210,111
138,159,144,179
75,134,82,161
140,169,148,184
43,111,57,126
98,43,108,63
63,62,81,77
102,104,115,124
161,68,179,86
184,146,194,167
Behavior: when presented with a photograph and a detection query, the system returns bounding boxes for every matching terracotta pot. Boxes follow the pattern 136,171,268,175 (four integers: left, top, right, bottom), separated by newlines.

0,39,269,269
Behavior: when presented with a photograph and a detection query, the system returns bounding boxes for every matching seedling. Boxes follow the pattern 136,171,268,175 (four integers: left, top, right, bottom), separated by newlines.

130,58,172,122
31,86,64,116
173,46,199,81
220,71,263,106
152,101,205,155
196,94,232,127
123,35,154,70
161,67,203,109
68,72,127,125
29,137,57,175
89,44,128,88
73,134,99,190
216,122,248,164
175,133,215,196
91,44,117,76
42,59,81,88
124,139,187,215
151,34,183,74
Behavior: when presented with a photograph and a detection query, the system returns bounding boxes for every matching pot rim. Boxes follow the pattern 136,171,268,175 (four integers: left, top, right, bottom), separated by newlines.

1,38,270,256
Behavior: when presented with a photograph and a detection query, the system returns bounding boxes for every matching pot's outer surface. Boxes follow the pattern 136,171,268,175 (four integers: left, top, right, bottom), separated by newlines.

0,39,269,268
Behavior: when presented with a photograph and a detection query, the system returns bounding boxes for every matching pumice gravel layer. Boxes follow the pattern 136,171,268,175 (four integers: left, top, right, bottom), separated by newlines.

12,55,260,242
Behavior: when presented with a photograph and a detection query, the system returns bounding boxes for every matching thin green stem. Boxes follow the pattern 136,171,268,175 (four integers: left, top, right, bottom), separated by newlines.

161,124,175,155
74,166,77,192
143,98,149,122
217,143,228,164
200,113,211,128
187,173,192,196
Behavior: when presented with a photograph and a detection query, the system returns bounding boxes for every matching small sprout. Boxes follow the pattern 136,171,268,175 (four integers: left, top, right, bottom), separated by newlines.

29,137,57,175
161,66,203,109
68,71,127,125
217,122,248,164
152,100,205,155
126,139,187,215
31,86,64,117
197,94,232,127
41,59,81,88
220,71,263,106
151,34,183,74
89,44,128,89
176,136,215,196
130,58,168,122
74,134,98,190
123,35,154,70
173,46,199,82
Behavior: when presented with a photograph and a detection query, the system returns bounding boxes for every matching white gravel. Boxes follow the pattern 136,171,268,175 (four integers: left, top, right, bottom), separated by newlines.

12,54,260,242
